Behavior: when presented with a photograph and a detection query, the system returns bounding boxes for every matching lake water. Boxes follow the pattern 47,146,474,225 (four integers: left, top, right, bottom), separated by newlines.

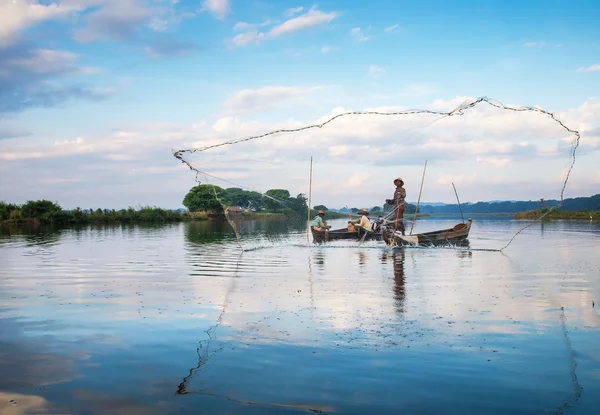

1,217,599,414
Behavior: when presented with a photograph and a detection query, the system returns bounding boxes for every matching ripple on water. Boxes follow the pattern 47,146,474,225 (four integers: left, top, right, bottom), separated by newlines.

0,220,599,414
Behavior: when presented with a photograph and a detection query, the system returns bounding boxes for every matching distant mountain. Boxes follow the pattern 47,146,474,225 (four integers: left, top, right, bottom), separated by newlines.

418,194,600,214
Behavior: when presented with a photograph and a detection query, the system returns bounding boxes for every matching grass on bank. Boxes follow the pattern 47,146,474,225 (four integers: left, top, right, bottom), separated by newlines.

514,209,599,220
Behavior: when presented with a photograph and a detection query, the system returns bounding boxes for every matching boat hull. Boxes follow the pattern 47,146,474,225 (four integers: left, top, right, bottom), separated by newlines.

311,227,383,244
382,218,472,246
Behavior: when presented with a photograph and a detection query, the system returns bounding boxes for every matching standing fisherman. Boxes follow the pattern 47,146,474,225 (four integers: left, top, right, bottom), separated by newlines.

385,177,406,235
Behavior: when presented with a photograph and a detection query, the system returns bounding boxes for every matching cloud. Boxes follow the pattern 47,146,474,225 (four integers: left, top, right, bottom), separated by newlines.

230,30,265,47
384,24,399,33
269,6,337,37
233,20,271,32
0,0,77,47
523,41,547,48
201,0,230,20
321,45,338,53
577,64,600,72
0,43,112,113
286,6,304,16
144,36,198,58
222,85,323,115
229,6,338,47
350,27,372,43
1,48,98,75
73,0,152,42
2,97,598,208
367,65,386,79
0,127,30,140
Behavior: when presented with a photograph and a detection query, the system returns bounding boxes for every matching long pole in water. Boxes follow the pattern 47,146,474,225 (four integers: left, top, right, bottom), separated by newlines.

410,160,428,235
452,182,464,224
307,156,313,243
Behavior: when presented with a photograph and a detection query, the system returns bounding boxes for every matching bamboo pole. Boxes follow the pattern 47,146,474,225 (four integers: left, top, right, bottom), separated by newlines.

452,182,464,224
307,157,313,243
409,160,427,235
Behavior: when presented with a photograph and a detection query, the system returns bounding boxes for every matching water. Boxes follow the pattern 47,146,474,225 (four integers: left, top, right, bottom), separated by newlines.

1,218,599,414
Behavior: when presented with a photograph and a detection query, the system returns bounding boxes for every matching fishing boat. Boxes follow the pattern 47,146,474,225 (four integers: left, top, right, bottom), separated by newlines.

382,218,472,246
311,226,383,244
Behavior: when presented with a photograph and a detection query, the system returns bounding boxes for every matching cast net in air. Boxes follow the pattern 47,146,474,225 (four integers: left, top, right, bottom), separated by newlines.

172,96,580,251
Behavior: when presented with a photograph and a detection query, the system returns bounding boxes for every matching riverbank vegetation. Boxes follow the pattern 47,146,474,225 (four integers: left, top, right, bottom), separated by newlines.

0,200,200,225
182,185,347,219
514,209,598,220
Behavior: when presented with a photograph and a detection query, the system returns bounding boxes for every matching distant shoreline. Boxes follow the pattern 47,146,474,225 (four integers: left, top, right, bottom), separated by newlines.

514,210,598,220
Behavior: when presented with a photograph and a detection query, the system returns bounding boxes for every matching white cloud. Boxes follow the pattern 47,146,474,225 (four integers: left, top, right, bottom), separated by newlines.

2,48,98,75
384,24,399,33
269,6,337,37
222,85,323,114
320,45,337,53
366,65,386,78
350,27,371,43
347,172,372,187
230,30,265,47
286,6,304,17
523,41,547,48
73,0,152,42
229,6,337,47
233,20,271,31
201,0,230,20
0,0,77,46
476,156,511,167
2,97,598,208
577,64,600,72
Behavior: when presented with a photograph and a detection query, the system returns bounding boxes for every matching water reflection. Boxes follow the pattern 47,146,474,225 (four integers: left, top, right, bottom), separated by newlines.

1,219,600,414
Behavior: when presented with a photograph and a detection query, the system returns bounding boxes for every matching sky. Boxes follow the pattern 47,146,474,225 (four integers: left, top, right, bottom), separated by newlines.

0,0,599,209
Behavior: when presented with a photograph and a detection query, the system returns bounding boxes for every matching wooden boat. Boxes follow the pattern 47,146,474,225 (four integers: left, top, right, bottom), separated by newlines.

382,218,472,246
311,226,383,244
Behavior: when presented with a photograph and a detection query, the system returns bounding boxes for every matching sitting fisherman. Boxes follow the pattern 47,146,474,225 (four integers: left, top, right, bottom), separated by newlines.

371,215,384,232
310,210,328,232
350,209,371,237
347,221,356,232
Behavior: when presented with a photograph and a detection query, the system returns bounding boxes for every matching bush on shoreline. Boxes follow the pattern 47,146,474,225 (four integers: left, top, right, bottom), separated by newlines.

0,200,205,225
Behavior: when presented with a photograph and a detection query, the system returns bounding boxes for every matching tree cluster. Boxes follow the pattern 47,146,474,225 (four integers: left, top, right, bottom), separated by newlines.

0,200,190,225
182,185,308,215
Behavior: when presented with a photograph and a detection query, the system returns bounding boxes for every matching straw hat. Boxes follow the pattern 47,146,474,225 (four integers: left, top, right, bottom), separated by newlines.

393,177,404,185
317,210,325,216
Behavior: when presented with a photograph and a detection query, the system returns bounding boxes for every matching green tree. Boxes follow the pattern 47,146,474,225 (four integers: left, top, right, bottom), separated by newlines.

350,207,359,213
371,206,382,212
221,188,249,208
21,200,62,218
183,184,225,213
262,189,290,212
247,191,264,210
288,193,308,214
313,204,328,211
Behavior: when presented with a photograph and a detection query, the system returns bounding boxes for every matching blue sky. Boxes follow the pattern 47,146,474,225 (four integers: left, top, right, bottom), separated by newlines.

0,0,599,209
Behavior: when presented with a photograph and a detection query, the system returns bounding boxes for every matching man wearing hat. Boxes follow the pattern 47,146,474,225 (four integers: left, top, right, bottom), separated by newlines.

385,177,406,235
350,208,371,237
310,210,328,232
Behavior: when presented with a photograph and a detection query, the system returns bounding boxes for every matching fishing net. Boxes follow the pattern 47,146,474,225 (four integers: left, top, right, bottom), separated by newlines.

172,96,580,251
